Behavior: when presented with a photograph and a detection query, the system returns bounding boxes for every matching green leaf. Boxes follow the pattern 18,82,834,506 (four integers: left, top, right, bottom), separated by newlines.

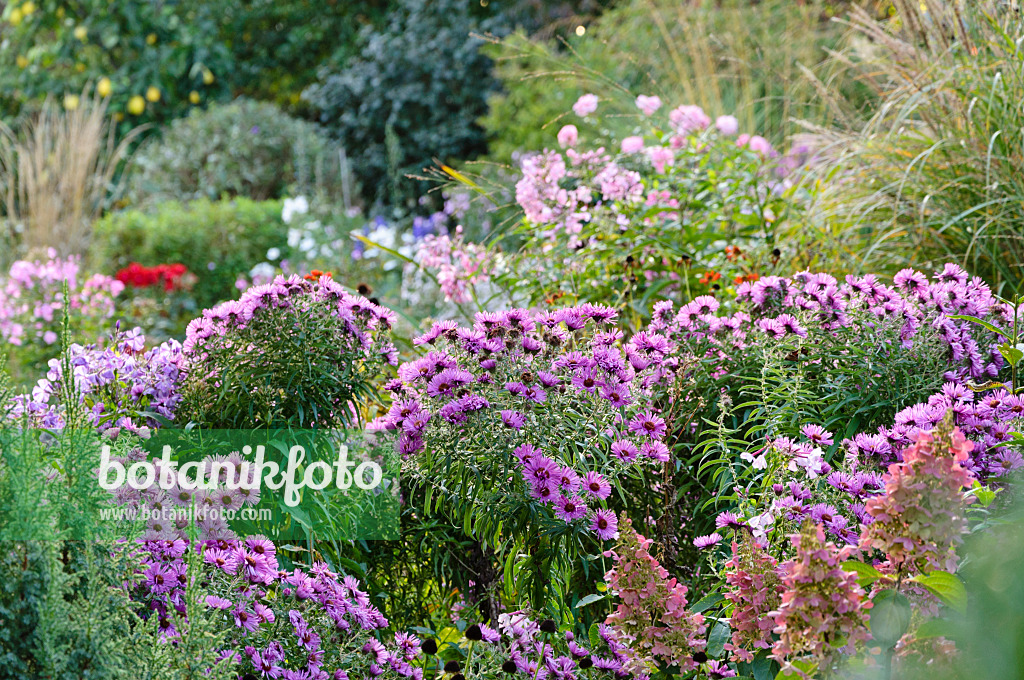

750,654,774,680
574,593,605,609
870,589,912,647
998,342,1024,367
588,622,601,650
909,571,968,614
913,617,957,640
775,658,817,679
690,592,725,613
842,560,884,588
948,314,1009,339
707,622,730,658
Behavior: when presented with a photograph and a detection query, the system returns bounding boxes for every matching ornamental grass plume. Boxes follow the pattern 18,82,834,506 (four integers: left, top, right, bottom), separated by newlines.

770,522,872,677
722,534,784,663
604,518,707,674
858,417,976,574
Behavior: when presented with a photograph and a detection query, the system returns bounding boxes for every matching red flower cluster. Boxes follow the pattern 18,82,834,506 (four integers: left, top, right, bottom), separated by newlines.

115,262,189,292
303,269,334,282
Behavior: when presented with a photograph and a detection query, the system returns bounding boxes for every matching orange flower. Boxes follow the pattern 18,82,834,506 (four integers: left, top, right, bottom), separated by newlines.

699,270,721,285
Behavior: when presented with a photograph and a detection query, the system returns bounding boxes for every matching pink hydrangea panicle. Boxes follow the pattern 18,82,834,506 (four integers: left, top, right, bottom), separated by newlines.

723,535,784,663
858,419,976,574
621,136,645,154
604,519,706,674
770,522,872,676
715,115,739,136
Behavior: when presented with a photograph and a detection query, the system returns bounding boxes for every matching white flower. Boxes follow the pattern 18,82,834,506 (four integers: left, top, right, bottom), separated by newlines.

249,262,275,279
740,449,768,470
748,511,775,540
281,196,309,224
287,228,301,248
266,247,281,260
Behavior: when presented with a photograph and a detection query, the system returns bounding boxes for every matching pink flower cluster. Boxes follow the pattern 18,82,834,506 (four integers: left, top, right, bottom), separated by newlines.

0,250,123,348
722,536,784,663
604,519,707,674
413,227,492,304
770,523,873,675
859,423,976,573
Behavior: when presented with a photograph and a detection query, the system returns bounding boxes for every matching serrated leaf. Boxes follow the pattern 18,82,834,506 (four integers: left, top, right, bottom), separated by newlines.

842,560,883,587
913,617,957,639
909,571,968,614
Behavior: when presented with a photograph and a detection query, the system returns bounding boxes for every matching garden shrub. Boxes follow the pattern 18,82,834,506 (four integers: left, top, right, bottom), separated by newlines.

0,0,232,129
128,98,342,205
378,305,671,608
89,198,287,311
177,273,397,429
212,0,393,113
303,0,504,209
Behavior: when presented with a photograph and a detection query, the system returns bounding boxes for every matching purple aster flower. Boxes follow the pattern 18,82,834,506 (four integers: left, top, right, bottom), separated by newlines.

205,595,232,610
707,660,737,679
582,471,611,499
501,410,526,429
641,440,671,462
590,509,619,540
693,533,722,549
628,411,667,439
600,382,631,407
610,439,640,462
801,424,834,447
715,511,746,531
555,495,588,522
233,607,259,633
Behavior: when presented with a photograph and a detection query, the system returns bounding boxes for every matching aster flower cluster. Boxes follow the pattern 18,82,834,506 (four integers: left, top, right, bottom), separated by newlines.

769,522,873,677
648,264,1005,388
0,249,123,370
179,274,398,429
136,537,417,680
510,97,812,317
422,612,628,680
103,446,260,541
858,422,977,574
379,305,668,542
13,326,182,432
603,519,707,674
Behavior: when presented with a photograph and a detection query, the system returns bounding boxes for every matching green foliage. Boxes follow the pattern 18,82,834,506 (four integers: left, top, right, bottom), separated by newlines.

0,0,232,129
128,98,343,205
215,0,393,113
89,197,287,311
809,1,1024,294
303,0,505,209
480,0,870,163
